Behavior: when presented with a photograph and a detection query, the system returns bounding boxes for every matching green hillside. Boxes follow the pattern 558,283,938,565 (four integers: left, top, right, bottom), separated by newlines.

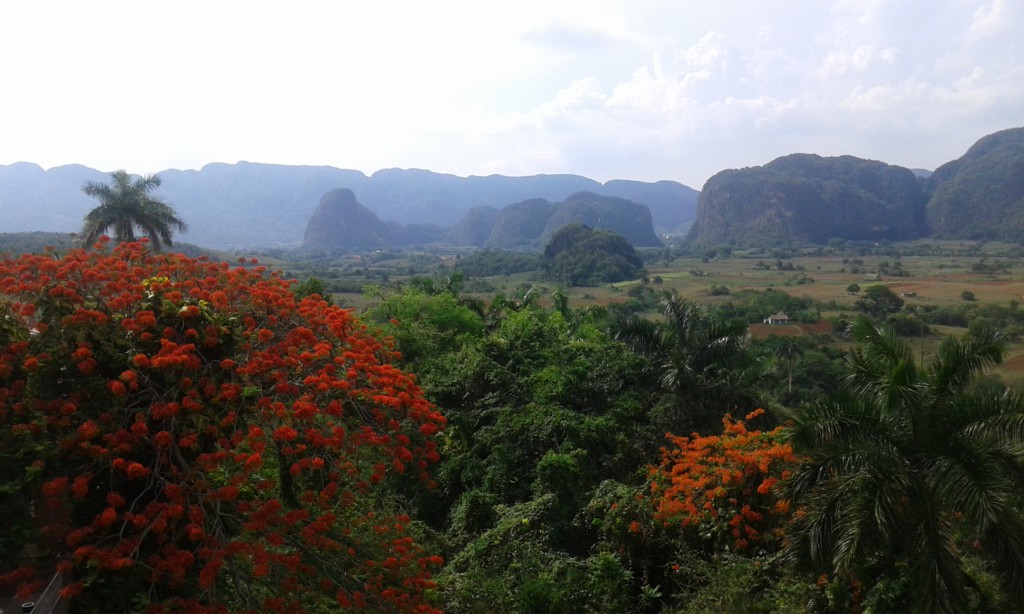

687,154,927,247
925,127,1024,240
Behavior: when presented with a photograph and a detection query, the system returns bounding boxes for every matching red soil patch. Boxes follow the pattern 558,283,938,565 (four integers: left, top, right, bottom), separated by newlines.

1001,352,1024,373
749,320,833,339
749,323,802,338
800,321,833,334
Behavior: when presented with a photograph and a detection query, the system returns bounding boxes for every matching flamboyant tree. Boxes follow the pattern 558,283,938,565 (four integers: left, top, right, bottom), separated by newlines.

648,409,799,553
0,239,446,612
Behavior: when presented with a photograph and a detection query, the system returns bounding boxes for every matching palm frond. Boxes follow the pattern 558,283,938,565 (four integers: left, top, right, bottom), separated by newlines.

610,315,665,356
979,510,1024,605
789,317,1024,611
79,170,185,251
907,502,965,614
930,326,1005,396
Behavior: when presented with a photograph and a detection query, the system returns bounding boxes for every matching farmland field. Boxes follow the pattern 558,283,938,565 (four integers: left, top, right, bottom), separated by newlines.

284,239,1024,387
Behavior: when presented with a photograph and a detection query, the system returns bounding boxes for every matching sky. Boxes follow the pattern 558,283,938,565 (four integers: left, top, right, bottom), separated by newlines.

1,0,1021,189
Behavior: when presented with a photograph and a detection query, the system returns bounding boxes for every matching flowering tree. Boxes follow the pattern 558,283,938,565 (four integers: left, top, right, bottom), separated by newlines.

0,240,446,612
648,409,798,552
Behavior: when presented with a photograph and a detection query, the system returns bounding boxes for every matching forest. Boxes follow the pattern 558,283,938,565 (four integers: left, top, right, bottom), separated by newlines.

4,233,1024,613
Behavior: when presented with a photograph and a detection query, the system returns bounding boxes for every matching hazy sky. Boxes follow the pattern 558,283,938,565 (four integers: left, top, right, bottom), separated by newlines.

1,0,1020,189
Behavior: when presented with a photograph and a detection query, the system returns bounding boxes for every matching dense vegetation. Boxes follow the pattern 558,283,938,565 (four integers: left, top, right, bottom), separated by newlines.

538,192,662,248
541,223,645,286
3,123,1024,610
5,237,1024,612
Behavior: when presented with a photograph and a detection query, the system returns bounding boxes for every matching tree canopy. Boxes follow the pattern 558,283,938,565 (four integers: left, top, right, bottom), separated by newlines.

0,240,445,612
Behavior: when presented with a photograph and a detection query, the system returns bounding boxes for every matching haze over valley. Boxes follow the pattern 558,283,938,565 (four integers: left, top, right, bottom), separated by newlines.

1,126,1021,251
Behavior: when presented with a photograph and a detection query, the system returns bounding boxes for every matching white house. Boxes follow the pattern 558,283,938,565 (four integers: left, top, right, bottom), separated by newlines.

763,313,790,325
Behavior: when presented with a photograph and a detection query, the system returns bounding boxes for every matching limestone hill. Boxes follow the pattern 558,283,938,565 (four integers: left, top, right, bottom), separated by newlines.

686,154,927,247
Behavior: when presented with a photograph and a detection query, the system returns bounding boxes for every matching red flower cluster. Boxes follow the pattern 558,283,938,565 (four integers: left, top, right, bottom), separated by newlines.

0,240,446,612
648,409,799,551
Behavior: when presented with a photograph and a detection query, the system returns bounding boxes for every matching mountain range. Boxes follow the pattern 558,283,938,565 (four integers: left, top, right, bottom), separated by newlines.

0,163,697,249
2,126,1021,250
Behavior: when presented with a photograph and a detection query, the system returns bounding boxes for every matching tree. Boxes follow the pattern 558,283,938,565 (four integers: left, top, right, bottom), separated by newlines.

854,284,904,318
81,170,188,251
290,275,331,304
785,317,1024,612
0,241,445,612
846,283,860,295
773,340,803,395
649,409,798,553
612,291,752,433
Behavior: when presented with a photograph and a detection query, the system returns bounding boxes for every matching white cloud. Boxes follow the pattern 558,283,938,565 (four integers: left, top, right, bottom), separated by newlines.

819,45,900,78
970,0,1008,37
0,0,1022,190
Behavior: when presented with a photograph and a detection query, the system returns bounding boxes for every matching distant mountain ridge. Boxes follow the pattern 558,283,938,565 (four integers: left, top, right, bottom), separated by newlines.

302,190,663,251
0,162,698,249
4,126,1021,250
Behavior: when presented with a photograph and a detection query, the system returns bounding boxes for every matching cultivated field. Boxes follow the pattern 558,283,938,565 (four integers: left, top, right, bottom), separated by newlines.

289,239,1024,387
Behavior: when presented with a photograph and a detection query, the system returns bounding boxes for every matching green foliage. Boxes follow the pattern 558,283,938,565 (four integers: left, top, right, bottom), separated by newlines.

541,223,644,286
749,335,849,408
439,496,634,614
786,317,1024,613
672,552,845,614
882,312,929,337
926,127,1024,240
370,293,682,610
365,286,484,366
855,284,905,318
455,249,542,277
710,289,820,324
612,292,754,433
290,275,332,304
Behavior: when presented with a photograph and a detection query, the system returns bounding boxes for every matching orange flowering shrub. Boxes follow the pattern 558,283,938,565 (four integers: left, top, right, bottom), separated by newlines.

648,409,799,551
0,240,445,612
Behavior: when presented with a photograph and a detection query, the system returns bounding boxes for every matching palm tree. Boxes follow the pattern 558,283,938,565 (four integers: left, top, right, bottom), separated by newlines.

80,170,187,251
786,317,1024,612
774,340,803,395
611,291,752,432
